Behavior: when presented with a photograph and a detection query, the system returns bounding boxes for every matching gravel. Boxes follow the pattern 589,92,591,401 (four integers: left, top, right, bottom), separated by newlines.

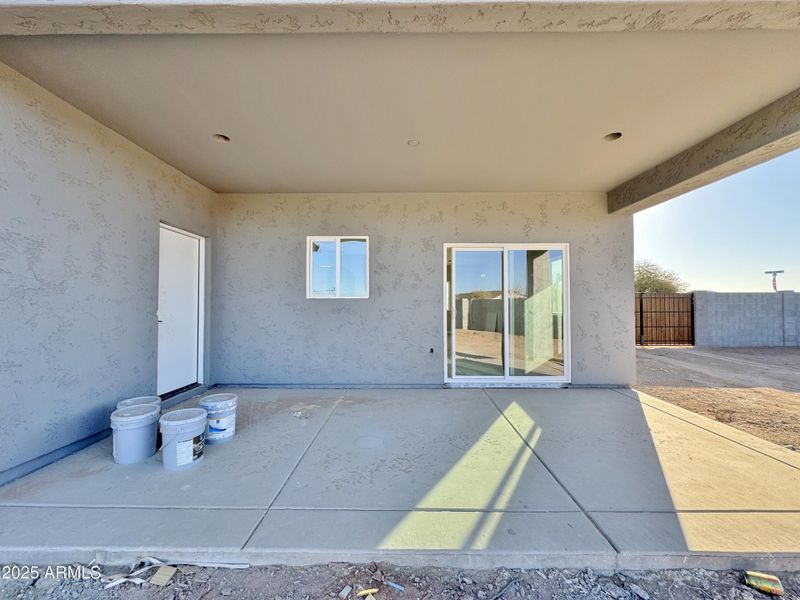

1,562,798,600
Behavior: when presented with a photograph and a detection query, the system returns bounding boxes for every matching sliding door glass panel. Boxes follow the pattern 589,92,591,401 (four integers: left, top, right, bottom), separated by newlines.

508,249,565,376
310,240,336,296
340,238,367,297
453,250,504,377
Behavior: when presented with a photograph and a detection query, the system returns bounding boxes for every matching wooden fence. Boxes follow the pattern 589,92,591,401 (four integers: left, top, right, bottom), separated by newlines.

635,293,694,346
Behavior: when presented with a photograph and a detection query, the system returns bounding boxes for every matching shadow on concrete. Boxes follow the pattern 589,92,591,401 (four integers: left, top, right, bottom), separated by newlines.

2,387,800,568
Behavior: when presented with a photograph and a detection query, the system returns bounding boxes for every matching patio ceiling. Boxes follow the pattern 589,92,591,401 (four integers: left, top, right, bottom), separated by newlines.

2,31,800,195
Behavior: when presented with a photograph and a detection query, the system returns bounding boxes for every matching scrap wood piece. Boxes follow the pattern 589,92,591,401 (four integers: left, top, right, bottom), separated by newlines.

150,565,177,587
744,571,784,596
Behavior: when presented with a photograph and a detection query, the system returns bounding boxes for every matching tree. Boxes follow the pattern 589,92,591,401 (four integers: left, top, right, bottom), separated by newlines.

635,260,688,293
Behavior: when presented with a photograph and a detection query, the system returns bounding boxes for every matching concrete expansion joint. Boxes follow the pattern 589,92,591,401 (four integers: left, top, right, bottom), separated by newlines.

481,389,622,554
240,395,345,551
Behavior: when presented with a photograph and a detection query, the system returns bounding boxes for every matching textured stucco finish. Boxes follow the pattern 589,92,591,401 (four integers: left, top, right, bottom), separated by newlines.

694,291,799,347
3,1,800,35
212,193,635,386
608,86,800,214
0,61,216,473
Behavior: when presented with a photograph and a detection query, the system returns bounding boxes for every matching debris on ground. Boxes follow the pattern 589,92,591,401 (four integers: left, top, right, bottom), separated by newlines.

627,581,650,599
744,571,784,596
490,577,519,600
385,580,405,592
1,561,798,600
148,565,176,587
357,587,379,596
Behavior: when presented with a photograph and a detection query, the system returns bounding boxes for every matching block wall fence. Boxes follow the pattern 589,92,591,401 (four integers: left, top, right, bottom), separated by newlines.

693,291,799,347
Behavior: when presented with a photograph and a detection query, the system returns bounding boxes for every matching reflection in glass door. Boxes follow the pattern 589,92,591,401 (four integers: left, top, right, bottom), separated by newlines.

451,249,504,377
446,244,569,383
508,249,564,377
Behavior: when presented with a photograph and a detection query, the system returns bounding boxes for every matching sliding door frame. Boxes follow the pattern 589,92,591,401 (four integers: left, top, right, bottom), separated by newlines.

443,243,571,387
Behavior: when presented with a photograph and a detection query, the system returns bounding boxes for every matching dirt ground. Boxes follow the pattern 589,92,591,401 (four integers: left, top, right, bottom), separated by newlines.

1,561,798,600
636,346,800,452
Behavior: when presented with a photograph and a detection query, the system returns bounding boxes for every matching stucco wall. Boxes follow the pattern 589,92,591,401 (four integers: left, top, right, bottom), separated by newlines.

213,193,635,386
694,290,799,347
0,62,216,475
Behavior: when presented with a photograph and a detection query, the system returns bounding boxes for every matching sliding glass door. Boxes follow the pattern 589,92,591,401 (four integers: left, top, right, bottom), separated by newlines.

445,244,569,384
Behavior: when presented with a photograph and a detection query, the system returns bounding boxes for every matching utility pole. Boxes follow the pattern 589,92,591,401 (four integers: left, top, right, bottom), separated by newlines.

764,270,784,292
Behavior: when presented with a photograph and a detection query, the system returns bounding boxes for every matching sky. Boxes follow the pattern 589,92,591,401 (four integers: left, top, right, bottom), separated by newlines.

452,250,563,295
634,147,800,292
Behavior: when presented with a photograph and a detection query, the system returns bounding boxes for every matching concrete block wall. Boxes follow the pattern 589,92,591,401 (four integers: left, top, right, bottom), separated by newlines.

694,291,800,347
783,291,799,346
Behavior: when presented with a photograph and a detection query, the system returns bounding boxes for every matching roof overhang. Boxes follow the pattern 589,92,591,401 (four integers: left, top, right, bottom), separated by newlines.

608,87,800,214
2,1,800,214
2,0,800,35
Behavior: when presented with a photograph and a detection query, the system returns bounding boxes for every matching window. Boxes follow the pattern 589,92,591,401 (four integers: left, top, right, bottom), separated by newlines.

307,236,369,298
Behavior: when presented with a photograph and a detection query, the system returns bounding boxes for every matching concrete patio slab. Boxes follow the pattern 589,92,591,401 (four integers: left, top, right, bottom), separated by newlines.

486,388,680,512
244,509,615,569
634,401,800,511
0,389,341,508
0,387,799,570
590,511,800,571
272,389,578,511
623,388,800,470
0,506,264,565
488,388,800,511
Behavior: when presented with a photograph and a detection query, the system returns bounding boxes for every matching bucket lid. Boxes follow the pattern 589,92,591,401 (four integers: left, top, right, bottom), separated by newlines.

200,393,238,410
111,404,160,428
159,408,207,431
117,395,161,410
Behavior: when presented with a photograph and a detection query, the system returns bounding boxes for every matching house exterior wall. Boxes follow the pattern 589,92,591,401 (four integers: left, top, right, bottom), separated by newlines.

212,193,635,386
0,59,636,480
694,290,799,346
0,62,216,477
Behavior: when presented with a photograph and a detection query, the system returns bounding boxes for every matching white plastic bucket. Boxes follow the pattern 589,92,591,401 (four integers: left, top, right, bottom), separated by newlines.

159,408,207,470
110,404,160,464
117,395,161,411
199,393,238,445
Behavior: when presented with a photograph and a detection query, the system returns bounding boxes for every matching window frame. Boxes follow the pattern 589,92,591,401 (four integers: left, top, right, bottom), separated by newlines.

306,236,370,299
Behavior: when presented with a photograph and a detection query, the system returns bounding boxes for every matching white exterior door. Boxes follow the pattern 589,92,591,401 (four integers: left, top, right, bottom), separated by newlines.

157,225,201,395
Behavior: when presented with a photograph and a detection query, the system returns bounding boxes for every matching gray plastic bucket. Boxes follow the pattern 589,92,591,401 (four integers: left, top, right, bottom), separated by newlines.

116,395,161,411
199,393,238,445
110,404,160,464
159,408,207,470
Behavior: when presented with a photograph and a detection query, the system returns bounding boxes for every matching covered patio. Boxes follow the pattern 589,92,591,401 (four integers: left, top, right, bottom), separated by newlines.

1,388,798,570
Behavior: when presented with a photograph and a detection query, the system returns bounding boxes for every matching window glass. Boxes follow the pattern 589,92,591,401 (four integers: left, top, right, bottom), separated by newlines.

507,249,564,376
340,238,367,298
310,240,336,296
308,237,368,298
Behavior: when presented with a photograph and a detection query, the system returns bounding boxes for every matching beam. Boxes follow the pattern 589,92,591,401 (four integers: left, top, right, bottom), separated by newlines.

2,0,800,35
608,87,800,214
